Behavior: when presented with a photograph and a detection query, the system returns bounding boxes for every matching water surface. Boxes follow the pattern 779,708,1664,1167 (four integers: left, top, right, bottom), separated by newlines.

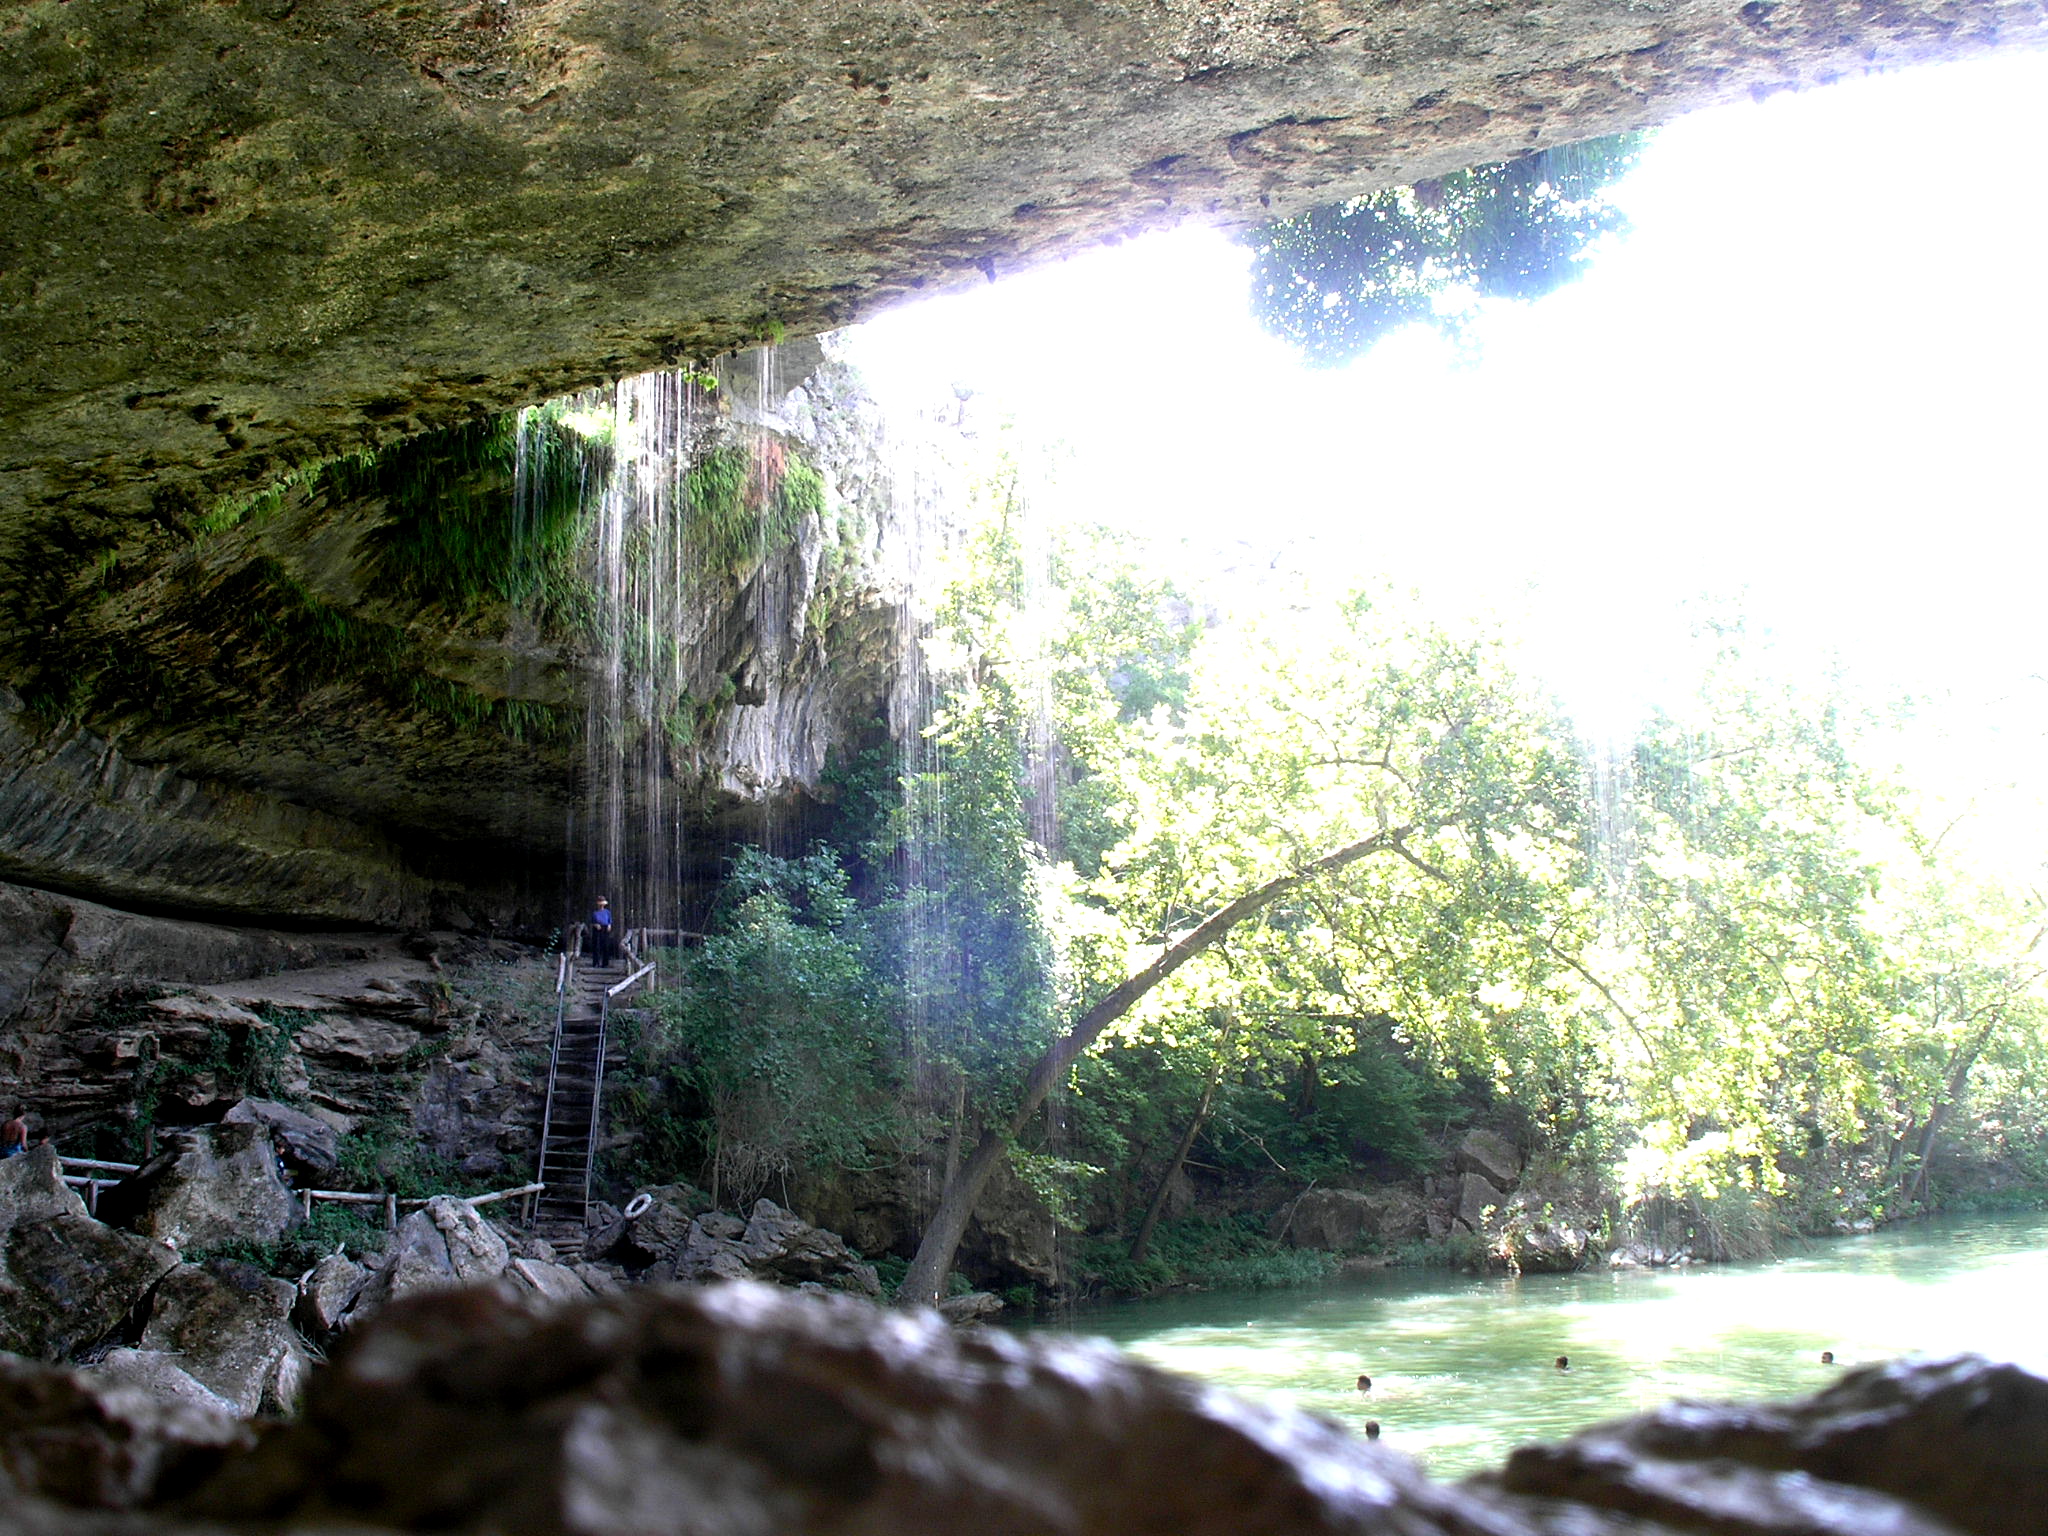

1036,1212,2048,1477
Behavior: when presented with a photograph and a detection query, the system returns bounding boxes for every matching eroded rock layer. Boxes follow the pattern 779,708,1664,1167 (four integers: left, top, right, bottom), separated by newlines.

0,351,923,925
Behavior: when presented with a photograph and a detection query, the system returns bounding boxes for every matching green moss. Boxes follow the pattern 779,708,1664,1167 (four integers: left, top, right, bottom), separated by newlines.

682,439,824,573
197,450,375,539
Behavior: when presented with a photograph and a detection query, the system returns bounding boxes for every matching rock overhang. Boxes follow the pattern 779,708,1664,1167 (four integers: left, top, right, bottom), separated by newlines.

4,0,2043,535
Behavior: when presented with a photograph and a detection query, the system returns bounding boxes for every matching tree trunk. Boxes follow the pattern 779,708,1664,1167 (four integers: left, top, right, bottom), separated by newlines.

1902,1016,1997,1208
898,825,1413,1307
940,1071,968,1190
1129,1016,1237,1264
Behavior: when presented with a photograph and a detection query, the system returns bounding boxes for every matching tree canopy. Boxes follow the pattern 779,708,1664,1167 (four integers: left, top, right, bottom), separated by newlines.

1245,133,1647,364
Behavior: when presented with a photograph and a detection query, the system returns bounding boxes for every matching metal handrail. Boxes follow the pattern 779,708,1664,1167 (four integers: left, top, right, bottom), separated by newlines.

528,945,575,1223
578,949,658,1213
609,962,655,997
582,986,611,1215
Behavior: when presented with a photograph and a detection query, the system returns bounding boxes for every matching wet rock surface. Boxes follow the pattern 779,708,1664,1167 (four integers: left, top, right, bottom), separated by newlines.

4,0,2036,553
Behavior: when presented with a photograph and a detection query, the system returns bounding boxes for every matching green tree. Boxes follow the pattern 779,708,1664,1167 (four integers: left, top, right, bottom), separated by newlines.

622,848,894,1204
1245,133,1646,364
899,592,1607,1303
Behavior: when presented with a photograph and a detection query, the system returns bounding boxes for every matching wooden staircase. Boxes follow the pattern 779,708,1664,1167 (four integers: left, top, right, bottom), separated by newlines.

531,943,653,1261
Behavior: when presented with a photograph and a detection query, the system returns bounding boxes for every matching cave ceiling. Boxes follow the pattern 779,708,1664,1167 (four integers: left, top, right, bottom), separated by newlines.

4,0,2040,531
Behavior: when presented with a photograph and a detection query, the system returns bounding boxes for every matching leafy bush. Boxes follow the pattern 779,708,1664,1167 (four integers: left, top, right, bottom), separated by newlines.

1076,1213,1338,1297
185,1203,391,1280
609,848,898,1204
333,1117,490,1200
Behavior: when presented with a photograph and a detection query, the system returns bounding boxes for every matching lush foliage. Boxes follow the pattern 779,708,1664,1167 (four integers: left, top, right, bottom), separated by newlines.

1245,133,1646,364
610,848,897,1204
579,448,2047,1296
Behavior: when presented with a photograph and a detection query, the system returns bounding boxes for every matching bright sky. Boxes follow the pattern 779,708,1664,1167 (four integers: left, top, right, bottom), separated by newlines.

843,49,2048,853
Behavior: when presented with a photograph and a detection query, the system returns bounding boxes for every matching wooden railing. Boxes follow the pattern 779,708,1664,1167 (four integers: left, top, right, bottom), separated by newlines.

58,1155,543,1231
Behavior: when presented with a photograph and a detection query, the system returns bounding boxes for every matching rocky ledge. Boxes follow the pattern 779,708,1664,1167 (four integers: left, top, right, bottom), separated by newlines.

0,1279,2038,1536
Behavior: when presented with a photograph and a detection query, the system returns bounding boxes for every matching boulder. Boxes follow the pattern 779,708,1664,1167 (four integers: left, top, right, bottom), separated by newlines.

583,1202,629,1262
90,1350,244,1420
139,1262,308,1418
573,1262,626,1296
350,1196,511,1319
1455,1129,1522,1191
161,1285,2047,1536
936,1291,1005,1326
742,1199,876,1289
178,1282,1496,1534
0,1148,182,1360
1508,1221,1589,1275
1280,1188,1430,1251
618,1184,713,1267
1455,1173,1507,1234
0,1351,248,1510
1495,1354,2048,1536
665,1215,757,1285
97,1124,298,1254
295,1252,371,1337
222,1098,339,1175
0,1138,90,1224
505,1257,594,1307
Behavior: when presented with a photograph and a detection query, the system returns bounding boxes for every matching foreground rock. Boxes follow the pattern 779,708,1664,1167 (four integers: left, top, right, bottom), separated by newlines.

0,1281,2039,1536
1493,1352,2048,1536
176,1283,1549,1534
0,1352,248,1509
135,1263,308,1418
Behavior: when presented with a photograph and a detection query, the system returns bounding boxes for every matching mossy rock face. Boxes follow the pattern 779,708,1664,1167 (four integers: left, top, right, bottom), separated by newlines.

0,357,906,926
0,0,2027,920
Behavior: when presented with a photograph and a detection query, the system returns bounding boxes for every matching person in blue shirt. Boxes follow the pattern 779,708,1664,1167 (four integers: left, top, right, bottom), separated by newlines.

590,898,616,966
